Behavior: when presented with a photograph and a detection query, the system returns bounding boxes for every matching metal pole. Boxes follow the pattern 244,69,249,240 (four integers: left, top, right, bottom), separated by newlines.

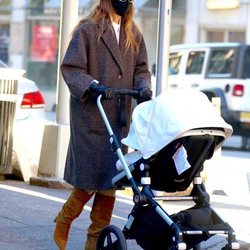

56,0,79,125
155,0,172,96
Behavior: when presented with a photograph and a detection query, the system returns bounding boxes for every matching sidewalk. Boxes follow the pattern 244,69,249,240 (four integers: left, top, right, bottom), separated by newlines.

0,180,141,250
0,180,249,250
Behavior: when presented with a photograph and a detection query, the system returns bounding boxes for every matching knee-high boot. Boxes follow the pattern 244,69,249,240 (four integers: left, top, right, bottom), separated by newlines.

54,188,94,250
85,191,116,250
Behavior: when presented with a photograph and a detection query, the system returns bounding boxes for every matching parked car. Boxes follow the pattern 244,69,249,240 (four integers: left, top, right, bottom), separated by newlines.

167,42,250,149
0,59,46,180
0,59,45,120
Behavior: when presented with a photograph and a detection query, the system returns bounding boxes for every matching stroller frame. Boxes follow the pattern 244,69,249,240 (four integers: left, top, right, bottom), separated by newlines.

95,92,239,250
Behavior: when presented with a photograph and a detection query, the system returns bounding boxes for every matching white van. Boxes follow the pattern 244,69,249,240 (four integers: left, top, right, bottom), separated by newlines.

167,42,250,149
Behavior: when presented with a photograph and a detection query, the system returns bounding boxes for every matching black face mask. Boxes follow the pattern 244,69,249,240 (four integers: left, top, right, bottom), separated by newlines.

111,0,130,17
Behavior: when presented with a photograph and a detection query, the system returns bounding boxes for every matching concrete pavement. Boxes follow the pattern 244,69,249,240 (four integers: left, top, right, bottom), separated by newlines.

0,180,141,250
0,180,249,250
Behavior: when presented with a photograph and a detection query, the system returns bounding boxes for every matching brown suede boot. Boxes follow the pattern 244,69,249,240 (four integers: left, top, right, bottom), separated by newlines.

53,221,70,250
54,188,94,249
85,190,116,250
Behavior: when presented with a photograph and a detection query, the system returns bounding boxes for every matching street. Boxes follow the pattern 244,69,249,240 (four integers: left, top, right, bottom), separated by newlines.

2,0,250,248
0,148,249,250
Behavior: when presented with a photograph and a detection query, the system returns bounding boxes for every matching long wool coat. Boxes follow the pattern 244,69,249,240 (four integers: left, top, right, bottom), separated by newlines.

61,18,151,190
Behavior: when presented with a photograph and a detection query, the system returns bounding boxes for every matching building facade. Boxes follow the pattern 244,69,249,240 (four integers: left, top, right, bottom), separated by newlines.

0,0,187,110
4,1,249,110
185,0,250,44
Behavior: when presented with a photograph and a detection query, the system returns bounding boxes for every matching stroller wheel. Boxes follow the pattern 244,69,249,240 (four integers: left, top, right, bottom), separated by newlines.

96,225,127,250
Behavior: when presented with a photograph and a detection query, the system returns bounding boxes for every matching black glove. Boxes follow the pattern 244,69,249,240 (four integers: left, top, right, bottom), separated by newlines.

89,81,114,100
138,87,152,102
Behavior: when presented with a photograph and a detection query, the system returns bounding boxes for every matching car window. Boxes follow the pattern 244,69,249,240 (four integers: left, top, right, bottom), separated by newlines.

169,53,181,75
207,48,235,78
243,47,250,78
186,51,205,74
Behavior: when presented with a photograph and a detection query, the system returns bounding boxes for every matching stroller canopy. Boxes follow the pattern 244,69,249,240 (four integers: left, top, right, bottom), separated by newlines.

122,89,233,159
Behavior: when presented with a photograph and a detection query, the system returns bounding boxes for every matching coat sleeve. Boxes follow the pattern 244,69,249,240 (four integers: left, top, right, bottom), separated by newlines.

60,25,94,101
133,30,151,91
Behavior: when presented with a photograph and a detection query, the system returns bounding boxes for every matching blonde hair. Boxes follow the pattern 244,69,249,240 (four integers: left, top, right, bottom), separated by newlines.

73,0,139,53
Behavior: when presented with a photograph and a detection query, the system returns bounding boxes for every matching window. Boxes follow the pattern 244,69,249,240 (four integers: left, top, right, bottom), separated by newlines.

243,48,250,79
207,31,224,42
0,24,9,64
206,30,245,43
169,53,181,75
228,31,245,43
26,20,59,92
186,51,205,74
0,0,11,15
207,48,235,77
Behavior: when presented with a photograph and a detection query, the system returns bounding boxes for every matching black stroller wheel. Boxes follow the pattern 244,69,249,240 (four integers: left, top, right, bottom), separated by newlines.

96,225,127,250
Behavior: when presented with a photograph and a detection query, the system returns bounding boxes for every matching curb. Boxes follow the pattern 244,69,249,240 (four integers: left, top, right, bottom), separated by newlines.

29,176,73,189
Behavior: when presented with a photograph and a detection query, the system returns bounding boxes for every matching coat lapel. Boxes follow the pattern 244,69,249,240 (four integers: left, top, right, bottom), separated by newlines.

100,21,124,74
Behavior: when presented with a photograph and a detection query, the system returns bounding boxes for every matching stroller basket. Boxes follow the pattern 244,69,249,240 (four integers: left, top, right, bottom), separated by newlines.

128,204,233,250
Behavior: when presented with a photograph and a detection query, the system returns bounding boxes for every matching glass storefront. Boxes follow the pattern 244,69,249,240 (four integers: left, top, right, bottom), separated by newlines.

26,20,59,91
24,0,92,110
0,0,11,64
25,1,61,110
0,23,9,64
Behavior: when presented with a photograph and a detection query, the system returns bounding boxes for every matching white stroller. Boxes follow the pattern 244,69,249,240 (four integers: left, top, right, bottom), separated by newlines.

96,89,239,250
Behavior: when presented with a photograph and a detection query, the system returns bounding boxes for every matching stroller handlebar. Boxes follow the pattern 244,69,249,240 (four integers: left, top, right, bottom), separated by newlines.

110,88,139,98
96,88,138,135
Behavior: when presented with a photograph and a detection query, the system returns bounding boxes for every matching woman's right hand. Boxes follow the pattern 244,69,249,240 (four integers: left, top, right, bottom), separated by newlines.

89,81,114,99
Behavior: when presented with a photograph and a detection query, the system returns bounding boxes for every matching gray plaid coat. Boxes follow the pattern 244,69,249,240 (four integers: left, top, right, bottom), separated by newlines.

61,19,151,190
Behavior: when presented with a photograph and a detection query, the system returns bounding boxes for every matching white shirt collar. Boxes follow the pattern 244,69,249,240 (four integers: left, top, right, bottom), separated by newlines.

112,22,121,44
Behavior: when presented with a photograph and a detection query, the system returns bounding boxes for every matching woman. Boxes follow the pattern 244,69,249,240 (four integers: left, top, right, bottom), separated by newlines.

54,0,152,249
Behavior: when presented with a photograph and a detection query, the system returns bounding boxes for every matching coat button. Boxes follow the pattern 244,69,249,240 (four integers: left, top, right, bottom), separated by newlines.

117,75,122,79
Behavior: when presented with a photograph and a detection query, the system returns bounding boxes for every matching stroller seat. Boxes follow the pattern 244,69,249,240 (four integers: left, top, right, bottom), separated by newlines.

115,150,142,172
148,128,225,192
113,127,225,192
